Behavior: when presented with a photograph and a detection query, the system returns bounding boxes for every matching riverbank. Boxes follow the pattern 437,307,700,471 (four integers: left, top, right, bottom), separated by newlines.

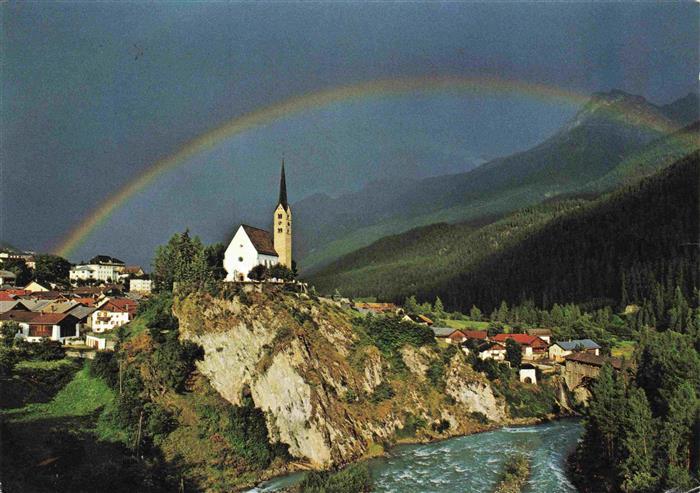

248,419,583,493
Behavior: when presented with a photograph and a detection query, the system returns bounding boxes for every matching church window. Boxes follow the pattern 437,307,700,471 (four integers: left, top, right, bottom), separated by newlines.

238,257,243,262
278,214,282,219
278,228,283,233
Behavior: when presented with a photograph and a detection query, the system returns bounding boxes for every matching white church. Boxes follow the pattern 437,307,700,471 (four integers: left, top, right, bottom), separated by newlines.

223,161,293,282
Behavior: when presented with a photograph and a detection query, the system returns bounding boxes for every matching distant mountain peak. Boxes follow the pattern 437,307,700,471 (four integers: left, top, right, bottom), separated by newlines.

565,89,675,134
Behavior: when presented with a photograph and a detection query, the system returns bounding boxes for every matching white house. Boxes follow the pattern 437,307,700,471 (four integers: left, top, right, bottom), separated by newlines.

224,225,280,282
129,278,152,294
90,298,138,333
70,255,125,284
479,342,507,361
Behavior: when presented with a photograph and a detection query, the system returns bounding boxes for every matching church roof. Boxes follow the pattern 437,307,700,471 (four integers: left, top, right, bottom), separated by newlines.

241,225,278,256
278,160,289,210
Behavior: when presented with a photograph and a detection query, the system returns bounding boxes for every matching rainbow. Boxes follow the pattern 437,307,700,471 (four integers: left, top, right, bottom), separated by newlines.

53,75,680,258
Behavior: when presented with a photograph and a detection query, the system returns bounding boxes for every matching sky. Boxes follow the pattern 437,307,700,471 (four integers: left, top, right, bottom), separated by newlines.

1,2,698,267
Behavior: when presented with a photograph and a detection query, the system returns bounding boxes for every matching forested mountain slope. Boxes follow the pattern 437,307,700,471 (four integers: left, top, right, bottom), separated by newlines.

309,151,699,313
297,90,691,272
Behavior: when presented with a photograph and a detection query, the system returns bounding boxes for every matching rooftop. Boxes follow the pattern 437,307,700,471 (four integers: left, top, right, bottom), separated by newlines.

492,333,549,348
241,224,278,256
565,352,624,370
555,339,601,351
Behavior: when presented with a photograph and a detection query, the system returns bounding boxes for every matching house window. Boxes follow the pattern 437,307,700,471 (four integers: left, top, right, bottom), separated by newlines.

238,257,243,262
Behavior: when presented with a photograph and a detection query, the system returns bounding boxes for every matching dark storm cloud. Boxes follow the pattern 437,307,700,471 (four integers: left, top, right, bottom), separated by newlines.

1,2,697,263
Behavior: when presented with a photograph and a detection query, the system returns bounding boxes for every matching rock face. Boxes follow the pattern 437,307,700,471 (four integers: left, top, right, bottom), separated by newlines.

174,289,506,468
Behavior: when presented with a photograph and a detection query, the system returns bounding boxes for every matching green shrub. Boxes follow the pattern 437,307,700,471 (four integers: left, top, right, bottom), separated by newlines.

369,382,395,403
431,419,450,433
90,351,119,388
138,292,179,331
296,462,372,493
224,394,275,469
396,413,427,439
342,389,358,403
152,334,203,392
144,402,175,440
1,321,20,347
494,454,530,493
497,381,557,418
426,360,445,390
26,339,65,361
0,346,18,376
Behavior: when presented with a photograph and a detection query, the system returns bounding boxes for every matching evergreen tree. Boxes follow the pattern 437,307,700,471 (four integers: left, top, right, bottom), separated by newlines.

469,305,482,321
587,364,625,462
404,295,419,315
496,301,509,322
659,382,697,490
620,386,657,493
433,297,445,317
504,339,522,368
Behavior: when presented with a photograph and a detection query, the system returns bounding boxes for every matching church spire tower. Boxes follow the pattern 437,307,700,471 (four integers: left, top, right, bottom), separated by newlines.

273,159,292,269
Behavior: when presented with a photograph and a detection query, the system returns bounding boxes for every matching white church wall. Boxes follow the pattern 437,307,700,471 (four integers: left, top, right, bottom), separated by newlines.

224,227,280,281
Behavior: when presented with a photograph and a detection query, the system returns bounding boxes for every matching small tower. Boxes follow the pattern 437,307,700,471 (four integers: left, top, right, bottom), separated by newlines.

273,160,292,269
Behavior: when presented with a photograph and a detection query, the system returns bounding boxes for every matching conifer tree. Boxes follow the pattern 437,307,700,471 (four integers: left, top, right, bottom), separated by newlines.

620,386,657,493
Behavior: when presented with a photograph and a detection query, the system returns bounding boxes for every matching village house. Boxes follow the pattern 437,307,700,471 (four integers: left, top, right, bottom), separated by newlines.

491,333,549,360
524,328,552,344
41,300,81,314
0,310,79,343
433,327,489,345
122,265,145,277
563,352,626,392
0,270,16,286
224,162,293,282
478,342,507,361
432,327,468,344
90,298,138,333
549,339,601,362
66,305,96,332
23,281,50,292
69,255,126,284
129,278,153,294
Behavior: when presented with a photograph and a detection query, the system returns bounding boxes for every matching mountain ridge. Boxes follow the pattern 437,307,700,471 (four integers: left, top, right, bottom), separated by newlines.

308,150,699,312
297,89,694,273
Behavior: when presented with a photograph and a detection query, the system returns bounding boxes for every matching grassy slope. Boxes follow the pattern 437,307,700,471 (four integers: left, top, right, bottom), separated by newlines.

2,364,114,422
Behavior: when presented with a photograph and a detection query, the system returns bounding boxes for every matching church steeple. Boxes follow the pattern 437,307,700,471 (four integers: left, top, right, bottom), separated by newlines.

273,159,292,268
278,159,288,210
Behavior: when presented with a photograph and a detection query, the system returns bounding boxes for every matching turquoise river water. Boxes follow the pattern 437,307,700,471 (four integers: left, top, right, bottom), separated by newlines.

249,419,583,493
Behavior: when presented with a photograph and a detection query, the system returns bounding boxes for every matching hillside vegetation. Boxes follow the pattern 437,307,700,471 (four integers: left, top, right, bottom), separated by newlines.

309,151,699,313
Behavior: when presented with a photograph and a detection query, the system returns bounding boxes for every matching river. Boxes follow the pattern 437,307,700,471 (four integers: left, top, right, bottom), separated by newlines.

250,419,583,492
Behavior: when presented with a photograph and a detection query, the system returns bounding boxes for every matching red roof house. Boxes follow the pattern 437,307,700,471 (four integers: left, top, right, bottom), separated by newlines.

491,333,549,359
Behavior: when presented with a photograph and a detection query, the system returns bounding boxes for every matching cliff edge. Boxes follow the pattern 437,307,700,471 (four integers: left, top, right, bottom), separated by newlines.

174,287,506,469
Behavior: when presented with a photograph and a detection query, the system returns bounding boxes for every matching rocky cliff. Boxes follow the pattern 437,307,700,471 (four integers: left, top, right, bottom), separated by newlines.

174,287,506,469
